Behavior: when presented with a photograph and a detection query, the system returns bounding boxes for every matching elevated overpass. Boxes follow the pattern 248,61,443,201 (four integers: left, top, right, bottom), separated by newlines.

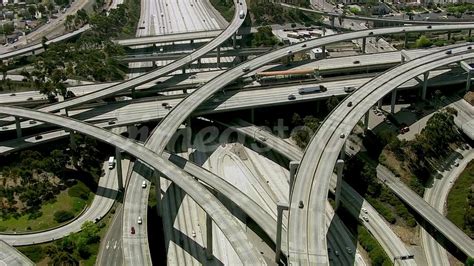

117,47,270,62
0,105,266,264
290,45,474,264
130,23,474,265
282,3,474,27
0,26,91,61
0,240,34,265
218,119,416,265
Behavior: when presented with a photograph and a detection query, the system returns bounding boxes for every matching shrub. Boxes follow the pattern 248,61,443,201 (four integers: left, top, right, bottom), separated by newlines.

68,182,90,200
54,210,74,223
18,246,45,263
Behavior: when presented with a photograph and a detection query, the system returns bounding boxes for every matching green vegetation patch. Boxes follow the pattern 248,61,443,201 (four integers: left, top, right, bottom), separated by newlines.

19,221,106,265
0,184,91,232
447,159,474,238
209,0,235,22
357,226,392,266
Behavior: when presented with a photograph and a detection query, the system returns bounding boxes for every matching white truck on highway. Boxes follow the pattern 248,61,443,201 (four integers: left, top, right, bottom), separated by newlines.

108,156,115,169
239,10,245,19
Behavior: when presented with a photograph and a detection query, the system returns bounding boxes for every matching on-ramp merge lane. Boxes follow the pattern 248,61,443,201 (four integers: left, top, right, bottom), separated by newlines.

0,106,265,265
290,45,474,264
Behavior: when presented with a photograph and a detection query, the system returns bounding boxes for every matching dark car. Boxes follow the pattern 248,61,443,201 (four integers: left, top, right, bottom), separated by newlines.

299,201,304,208
445,50,452,55
347,101,353,107
131,227,135,234
288,94,296,100
35,135,43,140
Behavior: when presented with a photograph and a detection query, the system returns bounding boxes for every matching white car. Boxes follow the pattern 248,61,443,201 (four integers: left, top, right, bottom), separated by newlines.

142,181,147,188
138,216,142,224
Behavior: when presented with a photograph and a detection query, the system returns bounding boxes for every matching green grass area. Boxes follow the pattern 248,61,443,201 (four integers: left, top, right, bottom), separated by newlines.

0,182,93,233
447,159,474,236
357,226,392,266
120,0,141,37
18,208,113,265
209,0,235,22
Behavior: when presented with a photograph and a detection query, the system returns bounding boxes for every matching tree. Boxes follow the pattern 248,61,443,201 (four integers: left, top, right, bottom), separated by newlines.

41,36,48,51
326,95,340,111
53,210,74,223
415,35,432,48
37,4,46,15
28,5,37,18
0,62,8,81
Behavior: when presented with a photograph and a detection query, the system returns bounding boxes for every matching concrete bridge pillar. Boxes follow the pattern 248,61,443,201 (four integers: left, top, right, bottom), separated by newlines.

275,202,289,263
334,159,344,210
363,111,370,132
330,16,335,28
197,58,201,68
461,61,474,92
206,212,213,260
115,147,124,191
186,118,193,158
69,130,77,150
422,71,430,100
131,87,136,98
154,172,162,217
232,33,237,48
321,45,326,59
182,66,186,74
15,116,22,138
404,32,408,48
400,49,411,63
362,37,366,54
216,46,221,68
447,31,452,40
390,89,397,114
250,108,255,124
377,99,383,108
469,29,472,37
289,161,299,193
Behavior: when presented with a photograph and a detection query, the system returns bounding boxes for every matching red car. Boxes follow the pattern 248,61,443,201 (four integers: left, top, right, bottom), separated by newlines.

131,227,135,234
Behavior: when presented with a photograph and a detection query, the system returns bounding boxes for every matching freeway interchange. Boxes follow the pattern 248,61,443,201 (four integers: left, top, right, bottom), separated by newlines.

1,0,474,265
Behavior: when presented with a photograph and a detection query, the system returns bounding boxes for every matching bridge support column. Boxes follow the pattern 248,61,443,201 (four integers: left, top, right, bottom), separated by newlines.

422,71,430,100
321,45,326,59
363,111,370,132
401,49,410,63
69,130,77,151
206,212,213,260
330,16,335,28
186,118,193,158
131,87,136,98
334,159,344,210
197,58,201,68
64,108,69,117
469,29,472,37
404,32,408,48
390,89,397,114
339,141,346,160
182,66,186,74
362,37,366,54
447,31,452,40
232,33,237,49
275,202,289,263
115,147,124,191
377,99,383,108
216,46,221,68
461,61,474,92
250,108,255,124
154,172,161,217
15,116,22,138
289,161,299,194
